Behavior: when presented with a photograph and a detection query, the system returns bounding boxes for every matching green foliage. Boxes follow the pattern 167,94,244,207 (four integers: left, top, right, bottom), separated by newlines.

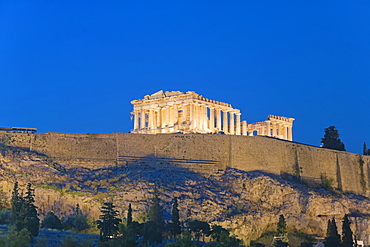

174,230,196,247
11,182,39,237
321,174,334,190
287,230,315,247
36,235,48,247
341,214,354,247
188,220,211,241
127,203,133,225
41,211,63,230
144,189,165,243
0,209,11,224
274,240,289,247
324,218,341,247
97,202,122,242
218,230,240,247
210,225,228,242
253,231,275,247
0,187,8,210
277,215,287,237
119,222,139,247
63,213,91,232
0,228,31,247
171,198,181,238
57,236,87,247
321,126,346,151
363,142,368,155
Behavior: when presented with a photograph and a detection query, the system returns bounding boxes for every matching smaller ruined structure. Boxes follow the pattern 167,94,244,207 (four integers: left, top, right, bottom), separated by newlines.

130,90,294,141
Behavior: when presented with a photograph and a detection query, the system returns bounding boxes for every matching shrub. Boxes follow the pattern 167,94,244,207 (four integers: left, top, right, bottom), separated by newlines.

41,211,63,230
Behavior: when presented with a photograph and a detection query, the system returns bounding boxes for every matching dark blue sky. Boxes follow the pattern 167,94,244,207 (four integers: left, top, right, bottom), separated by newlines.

1,1,369,154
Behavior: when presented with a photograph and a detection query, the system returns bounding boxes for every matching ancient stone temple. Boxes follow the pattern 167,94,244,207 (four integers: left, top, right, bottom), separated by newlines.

130,90,294,141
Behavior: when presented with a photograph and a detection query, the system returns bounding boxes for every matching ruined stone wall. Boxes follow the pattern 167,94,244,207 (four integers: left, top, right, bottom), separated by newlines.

1,132,369,195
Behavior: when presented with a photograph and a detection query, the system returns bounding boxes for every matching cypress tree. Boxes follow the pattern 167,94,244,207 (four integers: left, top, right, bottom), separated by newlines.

364,142,368,155
76,203,80,216
171,197,181,238
342,214,354,247
321,126,346,151
324,218,341,247
11,182,22,224
146,188,165,243
97,202,122,242
127,203,132,225
11,182,27,232
276,214,287,237
23,183,39,236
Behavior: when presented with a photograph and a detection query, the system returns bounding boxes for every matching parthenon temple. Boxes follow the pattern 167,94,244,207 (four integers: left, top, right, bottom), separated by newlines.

130,90,294,141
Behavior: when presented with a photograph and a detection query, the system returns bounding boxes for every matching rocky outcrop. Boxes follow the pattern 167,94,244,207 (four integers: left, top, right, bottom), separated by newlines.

1,146,370,246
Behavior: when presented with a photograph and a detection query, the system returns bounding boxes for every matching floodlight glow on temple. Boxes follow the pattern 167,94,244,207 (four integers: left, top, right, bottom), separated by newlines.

131,90,294,141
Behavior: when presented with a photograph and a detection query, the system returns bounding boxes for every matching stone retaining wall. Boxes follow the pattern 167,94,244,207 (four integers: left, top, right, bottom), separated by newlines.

1,132,369,196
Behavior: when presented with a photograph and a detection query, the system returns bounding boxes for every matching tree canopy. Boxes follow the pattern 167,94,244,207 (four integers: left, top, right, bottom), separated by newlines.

97,202,122,242
321,126,346,151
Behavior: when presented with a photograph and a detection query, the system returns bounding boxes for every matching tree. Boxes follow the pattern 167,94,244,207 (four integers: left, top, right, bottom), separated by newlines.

171,198,181,238
0,228,31,247
342,214,354,247
145,189,165,244
41,211,63,230
23,183,39,236
364,142,369,155
97,202,122,242
10,182,39,237
276,215,287,236
321,126,346,151
188,220,211,241
210,225,228,242
324,218,341,247
10,181,24,229
76,203,80,217
127,203,133,225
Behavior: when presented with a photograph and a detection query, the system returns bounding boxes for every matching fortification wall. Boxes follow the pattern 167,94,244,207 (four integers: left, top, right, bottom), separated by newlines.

0,132,369,196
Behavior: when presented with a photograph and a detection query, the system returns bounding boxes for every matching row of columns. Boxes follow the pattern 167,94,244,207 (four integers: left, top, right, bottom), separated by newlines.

247,121,293,141
132,103,242,135
132,104,293,141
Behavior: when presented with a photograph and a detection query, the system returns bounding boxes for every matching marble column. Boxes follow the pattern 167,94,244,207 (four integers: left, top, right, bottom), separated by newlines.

230,112,235,135
140,110,146,130
165,106,170,127
272,122,277,137
156,108,161,129
190,103,195,129
209,107,214,133
148,109,154,130
223,111,228,134
198,105,204,130
202,105,208,131
288,126,293,141
236,113,241,135
242,121,247,136
265,121,271,137
216,109,222,132
173,104,178,126
283,125,288,140
182,104,187,125
134,111,139,130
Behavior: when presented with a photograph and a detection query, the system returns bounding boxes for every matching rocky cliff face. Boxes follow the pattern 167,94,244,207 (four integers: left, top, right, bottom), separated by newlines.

0,145,370,246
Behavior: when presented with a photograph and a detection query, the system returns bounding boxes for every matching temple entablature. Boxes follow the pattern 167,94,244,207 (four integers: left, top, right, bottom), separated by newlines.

130,90,294,141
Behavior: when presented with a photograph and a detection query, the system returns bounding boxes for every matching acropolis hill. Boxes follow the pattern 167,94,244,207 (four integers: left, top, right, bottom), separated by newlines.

0,90,369,197
1,90,370,245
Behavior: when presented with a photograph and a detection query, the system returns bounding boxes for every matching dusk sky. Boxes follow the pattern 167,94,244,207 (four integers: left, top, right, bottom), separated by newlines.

1,1,369,154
